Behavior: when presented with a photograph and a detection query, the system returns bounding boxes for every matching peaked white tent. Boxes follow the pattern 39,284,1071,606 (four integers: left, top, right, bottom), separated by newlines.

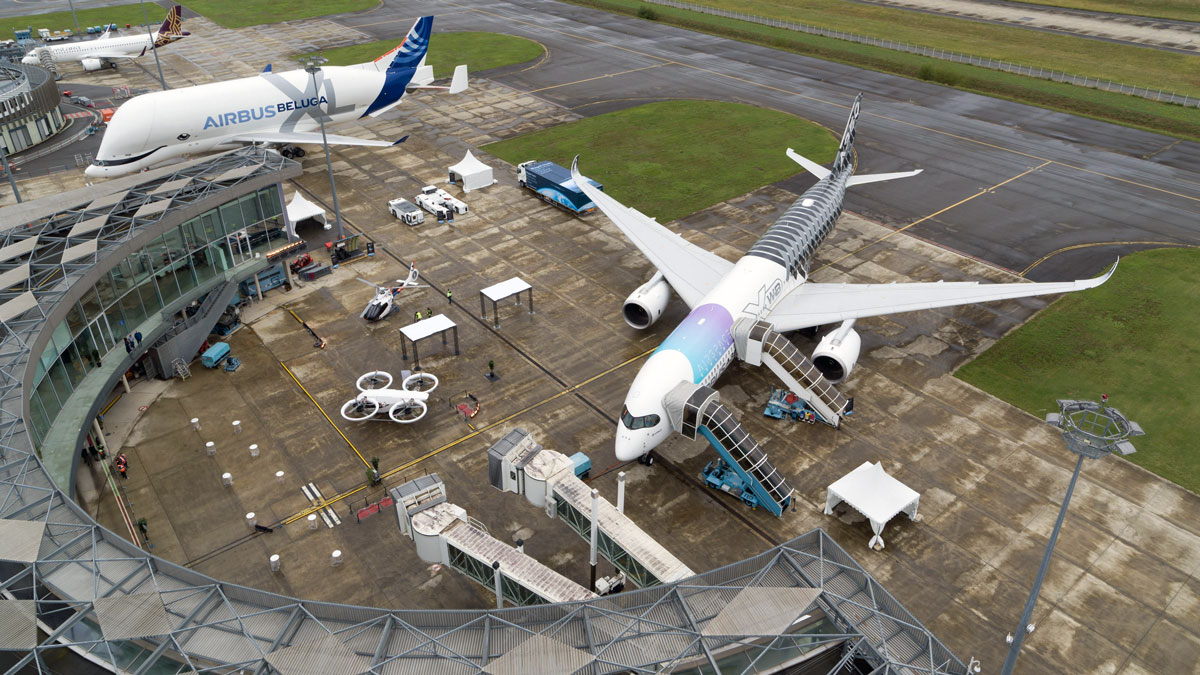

286,192,329,236
448,151,495,192
824,461,920,550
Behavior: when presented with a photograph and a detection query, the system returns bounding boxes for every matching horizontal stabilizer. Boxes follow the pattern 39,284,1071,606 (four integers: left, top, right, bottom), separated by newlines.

846,169,923,187
230,131,402,148
786,148,830,181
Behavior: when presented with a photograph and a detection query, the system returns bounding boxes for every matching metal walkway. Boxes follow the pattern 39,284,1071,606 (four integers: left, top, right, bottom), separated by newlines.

489,430,694,588
667,382,794,517
735,318,852,426
392,475,595,606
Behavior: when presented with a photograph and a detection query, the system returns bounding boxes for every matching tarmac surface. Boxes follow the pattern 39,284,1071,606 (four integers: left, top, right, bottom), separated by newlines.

337,0,1200,282
8,2,1200,673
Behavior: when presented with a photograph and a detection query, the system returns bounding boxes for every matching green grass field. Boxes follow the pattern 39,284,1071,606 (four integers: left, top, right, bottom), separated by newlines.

482,100,837,223
1016,0,1200,22
184,0,377,29
2,4,165,36
674,0,1200,97
570,0,1200,142
301,32,544,73
956,248,1200,494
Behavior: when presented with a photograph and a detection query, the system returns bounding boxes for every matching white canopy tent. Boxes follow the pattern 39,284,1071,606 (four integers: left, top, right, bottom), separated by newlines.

824,461,920,550
448,151,495,192
286,192,329,236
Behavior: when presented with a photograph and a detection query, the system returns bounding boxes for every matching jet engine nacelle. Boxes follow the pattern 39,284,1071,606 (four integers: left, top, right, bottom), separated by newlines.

81,58,104,72
623,271,671,329
812,324,861,384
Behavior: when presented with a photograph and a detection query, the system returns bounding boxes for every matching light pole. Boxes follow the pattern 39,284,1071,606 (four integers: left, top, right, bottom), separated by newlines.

303,56,345,241
140,0,167,90
67,0,80,32
1000,396,1143,675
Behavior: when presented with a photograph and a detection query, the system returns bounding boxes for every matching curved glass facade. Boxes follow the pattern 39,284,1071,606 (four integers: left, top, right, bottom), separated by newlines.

28,187,284,446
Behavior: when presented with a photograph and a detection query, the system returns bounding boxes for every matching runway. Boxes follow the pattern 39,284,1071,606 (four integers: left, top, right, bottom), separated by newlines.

337,0,1200,280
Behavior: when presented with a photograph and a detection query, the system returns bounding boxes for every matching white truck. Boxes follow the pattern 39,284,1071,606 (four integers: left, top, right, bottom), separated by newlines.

416,186,467,220
388,197,424,226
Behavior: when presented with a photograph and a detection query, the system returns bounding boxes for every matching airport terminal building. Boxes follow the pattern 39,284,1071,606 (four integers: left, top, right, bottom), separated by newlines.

0,148,966,674
0,62,66,155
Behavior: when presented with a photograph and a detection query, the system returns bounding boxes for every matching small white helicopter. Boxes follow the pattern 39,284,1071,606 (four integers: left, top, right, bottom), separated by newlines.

341,370,439,424
358,263,425,321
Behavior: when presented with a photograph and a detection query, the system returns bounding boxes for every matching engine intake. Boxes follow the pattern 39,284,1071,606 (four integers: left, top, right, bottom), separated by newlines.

623,272,670,329
812,324,861,384
81,58,104,72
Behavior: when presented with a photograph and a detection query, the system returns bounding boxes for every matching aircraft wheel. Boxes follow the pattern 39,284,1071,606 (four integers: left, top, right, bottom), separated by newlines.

341,398,379,421
389,399,427,423
402,372,438,393
294,148,306,158
357,371,393,391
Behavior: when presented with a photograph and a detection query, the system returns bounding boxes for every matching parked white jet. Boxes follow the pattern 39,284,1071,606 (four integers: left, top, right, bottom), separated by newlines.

22,5,188,72
572,94,1116,463
85,15,466,178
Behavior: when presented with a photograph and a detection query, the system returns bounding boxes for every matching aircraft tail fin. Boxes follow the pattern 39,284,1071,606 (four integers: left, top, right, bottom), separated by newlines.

153,5,187,46
832,93,862,173
365,16,433,72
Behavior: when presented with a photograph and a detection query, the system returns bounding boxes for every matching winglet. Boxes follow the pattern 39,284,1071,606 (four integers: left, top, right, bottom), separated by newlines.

262,63,272,73
391,135,409,146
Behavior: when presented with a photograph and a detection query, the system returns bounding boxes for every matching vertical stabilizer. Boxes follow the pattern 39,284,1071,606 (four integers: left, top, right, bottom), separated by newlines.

832,93,862,174
153,5,186,46
367,16,433,72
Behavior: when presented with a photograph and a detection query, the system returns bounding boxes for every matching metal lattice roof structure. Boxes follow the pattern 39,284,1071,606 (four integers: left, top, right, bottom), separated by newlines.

0,148,967,674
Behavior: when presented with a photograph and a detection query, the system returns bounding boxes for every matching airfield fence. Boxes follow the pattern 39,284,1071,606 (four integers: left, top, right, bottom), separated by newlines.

645,0,1200,109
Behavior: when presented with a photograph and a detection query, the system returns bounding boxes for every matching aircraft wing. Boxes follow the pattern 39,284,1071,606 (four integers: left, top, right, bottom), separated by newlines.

83,49,143,59
571,158,732,308
229,131,403,147
766,261,1117,331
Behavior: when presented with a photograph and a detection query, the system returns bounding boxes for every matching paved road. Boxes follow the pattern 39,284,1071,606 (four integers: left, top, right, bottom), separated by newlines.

337,0,1200,281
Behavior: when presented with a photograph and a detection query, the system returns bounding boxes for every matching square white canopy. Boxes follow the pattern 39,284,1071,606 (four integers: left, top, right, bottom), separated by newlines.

400,313,456,342
480,277,531,302
825,461,919,550
286,192,328,238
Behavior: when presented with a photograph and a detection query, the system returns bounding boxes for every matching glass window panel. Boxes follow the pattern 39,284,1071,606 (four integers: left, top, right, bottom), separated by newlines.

36,377,62,426
64,302,86,338
94,271,117,306
64,342,86,386
119,289,148,328
219,202,243,233
201,210,221,242
78,286,103,324
28,389,51,445
181,218,202,251
76,326,104,369
176,255,198,295
109,258,136,296
138,276,162,315
50,320,72,357
239,193,261,226
258,188,281,220
105,302,127,343
47,358,73,404
192,246,218,286
161,225,185,256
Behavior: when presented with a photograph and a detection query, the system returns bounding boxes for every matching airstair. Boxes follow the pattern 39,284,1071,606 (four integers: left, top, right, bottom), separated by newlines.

665,382,794,517
392,475,595,606
489,430,694,588
34,48,57,77
734,318,852,426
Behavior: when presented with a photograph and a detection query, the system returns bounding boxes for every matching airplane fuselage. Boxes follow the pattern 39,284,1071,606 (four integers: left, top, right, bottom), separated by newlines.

20,32,180,66
86,65,411,177
616,168,851,460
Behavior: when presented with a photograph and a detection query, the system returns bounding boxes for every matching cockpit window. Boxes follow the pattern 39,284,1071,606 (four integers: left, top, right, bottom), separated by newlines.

620,405,661,430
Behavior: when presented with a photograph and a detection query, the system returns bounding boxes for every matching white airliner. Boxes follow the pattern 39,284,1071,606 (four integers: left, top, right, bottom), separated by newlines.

85,16,466,178
21,5,188,72
571,94,1116,463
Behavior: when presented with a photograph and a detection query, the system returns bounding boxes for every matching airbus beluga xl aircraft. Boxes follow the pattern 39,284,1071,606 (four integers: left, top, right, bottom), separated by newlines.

85,16,466,178
571,94,1116,463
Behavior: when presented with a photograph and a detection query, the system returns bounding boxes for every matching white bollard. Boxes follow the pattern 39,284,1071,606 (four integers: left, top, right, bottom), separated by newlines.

307,514,319,530
275,470,285,484
249,444,259,458
221,472,233,487
232,420,242,434
617,471,626,514
245,512,256,528
331,550,343,567
205,441,215,456
191,418,201,431
269,554,281,572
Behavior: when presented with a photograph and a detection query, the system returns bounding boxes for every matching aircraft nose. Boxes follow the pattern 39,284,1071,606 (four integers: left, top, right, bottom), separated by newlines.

83,165,103,178
614,429,642,462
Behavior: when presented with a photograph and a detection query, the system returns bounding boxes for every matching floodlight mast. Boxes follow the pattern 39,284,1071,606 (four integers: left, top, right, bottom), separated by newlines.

1000,396,1144,675
303,55,345,241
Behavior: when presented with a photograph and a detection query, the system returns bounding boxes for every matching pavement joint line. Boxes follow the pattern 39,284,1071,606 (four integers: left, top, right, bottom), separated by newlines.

1019,240,1195,275
816,160,1051,274
280,347,654,526
447,1,1200,203
528,64,668,93
280,360,372,470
